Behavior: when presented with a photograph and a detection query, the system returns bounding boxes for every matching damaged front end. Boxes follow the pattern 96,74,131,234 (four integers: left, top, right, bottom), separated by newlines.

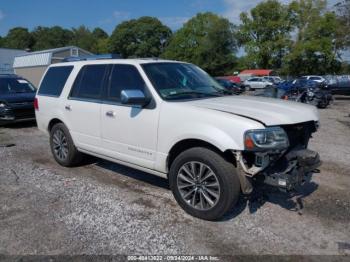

235,121,321,193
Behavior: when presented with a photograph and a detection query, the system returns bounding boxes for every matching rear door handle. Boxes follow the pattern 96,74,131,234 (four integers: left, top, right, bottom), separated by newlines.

106,111,116,117
65,105,72,111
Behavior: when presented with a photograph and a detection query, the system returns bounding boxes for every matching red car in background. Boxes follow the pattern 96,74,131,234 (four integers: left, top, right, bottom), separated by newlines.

216,76,241,83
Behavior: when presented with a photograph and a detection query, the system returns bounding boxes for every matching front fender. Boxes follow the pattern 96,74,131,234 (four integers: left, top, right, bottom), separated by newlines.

164,123,241,153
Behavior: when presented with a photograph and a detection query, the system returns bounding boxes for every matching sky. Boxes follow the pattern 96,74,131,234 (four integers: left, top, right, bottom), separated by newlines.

0,0,340,36
1,0,347,60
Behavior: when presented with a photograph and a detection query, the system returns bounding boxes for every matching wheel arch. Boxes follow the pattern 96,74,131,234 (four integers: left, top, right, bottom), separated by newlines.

48,118,64,132
167,138,236,172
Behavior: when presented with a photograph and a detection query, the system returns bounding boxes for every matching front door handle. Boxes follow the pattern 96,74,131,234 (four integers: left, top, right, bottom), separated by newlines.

106,110,116,117
65,105,72,111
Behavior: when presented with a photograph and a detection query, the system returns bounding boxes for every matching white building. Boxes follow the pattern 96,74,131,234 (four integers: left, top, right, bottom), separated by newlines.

13,46,92,87
0,48,28,74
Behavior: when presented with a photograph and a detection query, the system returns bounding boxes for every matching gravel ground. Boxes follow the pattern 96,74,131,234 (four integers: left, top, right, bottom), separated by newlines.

0,97,350,256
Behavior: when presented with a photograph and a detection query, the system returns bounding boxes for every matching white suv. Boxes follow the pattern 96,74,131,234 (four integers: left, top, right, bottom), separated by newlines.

243,77,273,90
300,75,326,83
35,59,321,220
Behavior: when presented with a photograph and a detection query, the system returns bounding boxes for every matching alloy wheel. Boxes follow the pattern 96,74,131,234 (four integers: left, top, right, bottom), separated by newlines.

52,129,69,161
177,161,221,210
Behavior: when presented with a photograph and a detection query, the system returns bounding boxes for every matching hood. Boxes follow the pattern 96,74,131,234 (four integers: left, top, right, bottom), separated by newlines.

187,95,319,126
0,92,35,104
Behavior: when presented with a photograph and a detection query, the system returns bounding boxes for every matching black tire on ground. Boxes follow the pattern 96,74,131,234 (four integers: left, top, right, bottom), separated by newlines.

169,147,241,220
317,101,328,109
50,123,82,167
246,85,251,91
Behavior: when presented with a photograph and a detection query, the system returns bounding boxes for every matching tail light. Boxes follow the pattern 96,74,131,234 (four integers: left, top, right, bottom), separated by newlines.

34,97,39,110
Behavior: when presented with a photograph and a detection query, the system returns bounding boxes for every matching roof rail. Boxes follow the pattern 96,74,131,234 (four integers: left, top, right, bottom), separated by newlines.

62,54,121,62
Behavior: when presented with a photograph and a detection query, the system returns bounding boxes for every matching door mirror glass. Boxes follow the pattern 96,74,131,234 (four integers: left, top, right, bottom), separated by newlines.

120,89,150,107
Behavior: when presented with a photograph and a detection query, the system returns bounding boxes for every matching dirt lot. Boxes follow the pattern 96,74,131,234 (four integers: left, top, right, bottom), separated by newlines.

0,97,350,256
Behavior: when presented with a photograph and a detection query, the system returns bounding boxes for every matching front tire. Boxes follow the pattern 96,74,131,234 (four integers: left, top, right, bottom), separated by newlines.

50,123,82,167
169,147,240,220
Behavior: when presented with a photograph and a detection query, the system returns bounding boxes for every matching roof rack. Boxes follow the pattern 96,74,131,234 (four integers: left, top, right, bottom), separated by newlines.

62,54,122,62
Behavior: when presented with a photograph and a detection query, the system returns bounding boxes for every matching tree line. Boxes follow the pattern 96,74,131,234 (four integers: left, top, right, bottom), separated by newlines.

0,0,349,76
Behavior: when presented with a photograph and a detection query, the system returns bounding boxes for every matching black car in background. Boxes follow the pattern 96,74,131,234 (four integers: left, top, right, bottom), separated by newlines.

324,75,350,95
0,74,36,125
214,78,245,94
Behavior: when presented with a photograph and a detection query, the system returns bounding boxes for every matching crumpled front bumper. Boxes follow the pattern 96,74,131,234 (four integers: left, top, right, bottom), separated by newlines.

262,149,321,191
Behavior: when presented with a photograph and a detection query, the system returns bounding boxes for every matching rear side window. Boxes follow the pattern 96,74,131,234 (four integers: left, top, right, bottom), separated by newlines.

70,64,108,100
38,66,73,97
107,64,146,102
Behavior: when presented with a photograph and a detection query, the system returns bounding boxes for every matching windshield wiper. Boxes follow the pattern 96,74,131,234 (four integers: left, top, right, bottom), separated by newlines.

164,90,222,99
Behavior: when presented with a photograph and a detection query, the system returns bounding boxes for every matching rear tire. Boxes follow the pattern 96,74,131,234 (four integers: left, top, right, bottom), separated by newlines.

50,123,82,167
169,147,240,220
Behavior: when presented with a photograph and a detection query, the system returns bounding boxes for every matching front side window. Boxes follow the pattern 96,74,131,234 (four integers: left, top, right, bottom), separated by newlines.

70,64,108,100
38,66,73,97
107,64,146,102
0,78,36,94
142,63,223,101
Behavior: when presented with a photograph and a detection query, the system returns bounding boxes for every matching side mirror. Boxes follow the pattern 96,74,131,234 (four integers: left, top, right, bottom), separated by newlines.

120,89,151,107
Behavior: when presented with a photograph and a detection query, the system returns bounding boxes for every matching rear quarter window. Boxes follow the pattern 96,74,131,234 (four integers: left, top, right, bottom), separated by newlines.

38,66,73,97
69,64,108,100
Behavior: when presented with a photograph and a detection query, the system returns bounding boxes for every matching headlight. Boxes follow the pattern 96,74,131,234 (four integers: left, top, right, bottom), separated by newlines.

0,102,7,108
244,127,289,151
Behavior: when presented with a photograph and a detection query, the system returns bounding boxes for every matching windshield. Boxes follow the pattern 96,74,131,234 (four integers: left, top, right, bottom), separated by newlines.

142,62,225,100
0,78,36,94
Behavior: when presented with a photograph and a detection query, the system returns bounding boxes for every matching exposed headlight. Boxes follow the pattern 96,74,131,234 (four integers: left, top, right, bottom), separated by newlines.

0,102,7,108
244,127,289,151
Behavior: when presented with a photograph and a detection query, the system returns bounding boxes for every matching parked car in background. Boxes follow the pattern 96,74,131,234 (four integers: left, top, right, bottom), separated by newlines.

300,75,326,83
258,79,332,109
215,78,245,94
292,78,319,89
216,75,241,84
324,75,350,95
281,82,332,109
243,77,273,90
36,59,320,220
277,78,318,92
0,74,36,125
263,76,283,84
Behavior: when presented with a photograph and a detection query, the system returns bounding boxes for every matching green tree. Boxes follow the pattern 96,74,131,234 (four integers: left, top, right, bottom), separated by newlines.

283,0,342,75
235,56,257,71
3,27,33,49
109,16,172,58
92,27,109,54
31,26,73,50
70,26,97,53
162,12,237,76
95,38,110,54
238,0,294,69
92,27,108,39
335,0,350,48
